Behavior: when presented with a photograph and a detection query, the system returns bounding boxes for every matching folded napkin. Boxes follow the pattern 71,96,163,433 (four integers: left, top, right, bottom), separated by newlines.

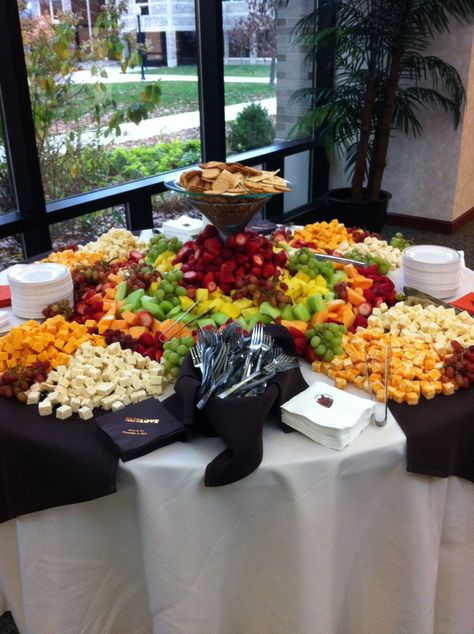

390,386,474,482
281,381,375,450
164,324,308,486
96,398,185,461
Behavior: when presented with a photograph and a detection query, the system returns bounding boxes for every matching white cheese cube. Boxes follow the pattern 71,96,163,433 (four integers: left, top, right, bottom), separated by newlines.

56,405,72,420
107,342,122,354
111,401,124,412
131,375,142,390
135,389,147,402
86,386,97,397
70,397,81,413
27,392,40,405
38,400,53,416
130,391,140,404
78,406,93,420
96,382,114,396
148,375,163,386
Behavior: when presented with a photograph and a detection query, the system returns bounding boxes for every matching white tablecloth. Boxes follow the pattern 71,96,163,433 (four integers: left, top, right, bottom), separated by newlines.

1,363,473,634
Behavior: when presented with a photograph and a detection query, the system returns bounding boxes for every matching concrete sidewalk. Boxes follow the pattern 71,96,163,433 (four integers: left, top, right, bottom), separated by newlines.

61,97,276,147
71,65,272,85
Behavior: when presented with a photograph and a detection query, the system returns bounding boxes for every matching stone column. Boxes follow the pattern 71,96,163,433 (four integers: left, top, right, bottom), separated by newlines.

274,0,314,141
165,0,177,67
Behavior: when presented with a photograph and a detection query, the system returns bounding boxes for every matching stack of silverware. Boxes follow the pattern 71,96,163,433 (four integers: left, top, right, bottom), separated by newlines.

190,323,299,409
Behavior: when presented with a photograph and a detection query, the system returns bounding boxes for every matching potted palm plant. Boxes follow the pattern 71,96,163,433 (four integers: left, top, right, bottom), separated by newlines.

291,0,474,231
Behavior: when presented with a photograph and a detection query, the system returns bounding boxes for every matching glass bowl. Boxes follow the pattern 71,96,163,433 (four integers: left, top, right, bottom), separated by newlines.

164,180,273,236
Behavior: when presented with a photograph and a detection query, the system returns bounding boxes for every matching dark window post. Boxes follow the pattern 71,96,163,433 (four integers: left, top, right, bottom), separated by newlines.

0,0,52,256
194,0,226,162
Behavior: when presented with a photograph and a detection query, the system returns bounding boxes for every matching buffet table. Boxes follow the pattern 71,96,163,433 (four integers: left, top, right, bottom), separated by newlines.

1,257,473,634
1,359,473,634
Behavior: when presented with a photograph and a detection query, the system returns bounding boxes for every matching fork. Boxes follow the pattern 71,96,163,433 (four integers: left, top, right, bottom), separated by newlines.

242,323,263,378
190,346,203,371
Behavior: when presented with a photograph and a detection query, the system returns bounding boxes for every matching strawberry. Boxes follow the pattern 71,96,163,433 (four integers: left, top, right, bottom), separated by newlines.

247,239,262,255
202,224,218,239
273,250,288,267
363,288,376,303
353,314,368,329
205,280,217,293
204,236,220,257
92,311,105,321
220,264,235,285
250,266,262,278
195,234,205,246
138,331,155,348
90,301,104,313
82,288,96,302
262,262,276,278
374,296,385,308
183,271,199,283
221,248,233,260
203,271,215,285
234,233,248,247
357,302,373,317
75,301,88,316
305,347,316,363
236,253,249,265
154,349,163,362
129,250,144,261
251,254,264,267
202,252,215,264
135,310,154,328
174,244,194,262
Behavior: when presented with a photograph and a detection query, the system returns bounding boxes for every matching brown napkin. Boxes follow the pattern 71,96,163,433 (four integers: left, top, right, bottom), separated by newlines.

390,387,474,482
0,397,118,523
164,324,308,486
96,398,185,461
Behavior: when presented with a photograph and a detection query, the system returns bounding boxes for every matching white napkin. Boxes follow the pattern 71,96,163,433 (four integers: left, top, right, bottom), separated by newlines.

281,381,375,450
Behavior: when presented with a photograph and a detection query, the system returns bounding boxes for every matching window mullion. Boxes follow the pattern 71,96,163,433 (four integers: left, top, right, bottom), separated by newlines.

194,0,226,162
0,0,51,256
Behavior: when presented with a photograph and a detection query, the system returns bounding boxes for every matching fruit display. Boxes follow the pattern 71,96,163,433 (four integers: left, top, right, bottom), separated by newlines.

0,211,472,411
390,232,414,251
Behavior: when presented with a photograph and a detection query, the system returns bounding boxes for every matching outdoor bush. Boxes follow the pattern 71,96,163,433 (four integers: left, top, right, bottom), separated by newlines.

227,102,274,152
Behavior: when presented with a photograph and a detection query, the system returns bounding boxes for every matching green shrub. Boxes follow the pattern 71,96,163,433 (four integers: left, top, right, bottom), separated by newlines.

227,102,274,153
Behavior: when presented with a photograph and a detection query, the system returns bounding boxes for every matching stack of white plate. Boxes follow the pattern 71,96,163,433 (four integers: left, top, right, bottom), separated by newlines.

7,263,73,319
402,245,463,299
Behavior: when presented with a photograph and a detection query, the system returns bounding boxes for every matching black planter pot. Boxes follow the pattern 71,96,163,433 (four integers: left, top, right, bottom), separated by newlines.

326,188,392,233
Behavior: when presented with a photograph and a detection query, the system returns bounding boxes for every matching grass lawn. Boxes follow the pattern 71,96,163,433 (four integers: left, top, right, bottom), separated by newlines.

129,64,271,77
70,80,275,119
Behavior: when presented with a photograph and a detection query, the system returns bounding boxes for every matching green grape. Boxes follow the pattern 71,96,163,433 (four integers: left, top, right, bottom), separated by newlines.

178,356,185,367
175,286,186,296
316,344,326,356
155,289,165,301
323,349,334,362
311,336,321,348
171,297,180,306
177,344,188,356
169,366,180,378
334,346,343,356
183,336,195,347
169,352,180,365
323,330,334,341
305,328,316,340
175,270,184,281
327,323,339,332
163,349,173,360
163,342,171,351
170,339,180,352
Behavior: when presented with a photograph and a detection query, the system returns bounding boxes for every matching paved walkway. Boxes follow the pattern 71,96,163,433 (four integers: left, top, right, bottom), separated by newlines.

76,97,276,146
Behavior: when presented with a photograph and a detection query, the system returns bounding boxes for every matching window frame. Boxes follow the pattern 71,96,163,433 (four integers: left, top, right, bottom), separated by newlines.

0,0,330,258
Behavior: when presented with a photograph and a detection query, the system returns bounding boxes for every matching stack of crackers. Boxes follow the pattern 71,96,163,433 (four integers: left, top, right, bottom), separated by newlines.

178,161,292,196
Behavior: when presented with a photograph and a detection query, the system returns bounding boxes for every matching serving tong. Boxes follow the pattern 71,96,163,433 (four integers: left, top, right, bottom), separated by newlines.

191,324,298,407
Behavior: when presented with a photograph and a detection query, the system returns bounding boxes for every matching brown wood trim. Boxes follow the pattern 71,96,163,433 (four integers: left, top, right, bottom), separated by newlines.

386,205,474,235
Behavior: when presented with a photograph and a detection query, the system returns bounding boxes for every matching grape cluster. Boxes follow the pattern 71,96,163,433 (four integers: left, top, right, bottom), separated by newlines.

0,361,50,402
390,232,414,251
287,248,335,280
125,262,161,292
343,249,391,275
72,260,121,299
162,336,195,378
154,269,187,313
42,299,73,320
441,341,474,389
104,329,140,352
305,323,346,362
233,275,292,307
145,235,183,265
347,227,382,243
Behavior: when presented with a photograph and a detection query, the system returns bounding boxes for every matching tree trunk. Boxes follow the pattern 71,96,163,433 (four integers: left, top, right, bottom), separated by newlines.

351,72,376,202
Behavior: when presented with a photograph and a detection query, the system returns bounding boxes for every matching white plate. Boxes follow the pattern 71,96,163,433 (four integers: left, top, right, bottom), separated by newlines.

7,263,70,286
403,245,461,266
